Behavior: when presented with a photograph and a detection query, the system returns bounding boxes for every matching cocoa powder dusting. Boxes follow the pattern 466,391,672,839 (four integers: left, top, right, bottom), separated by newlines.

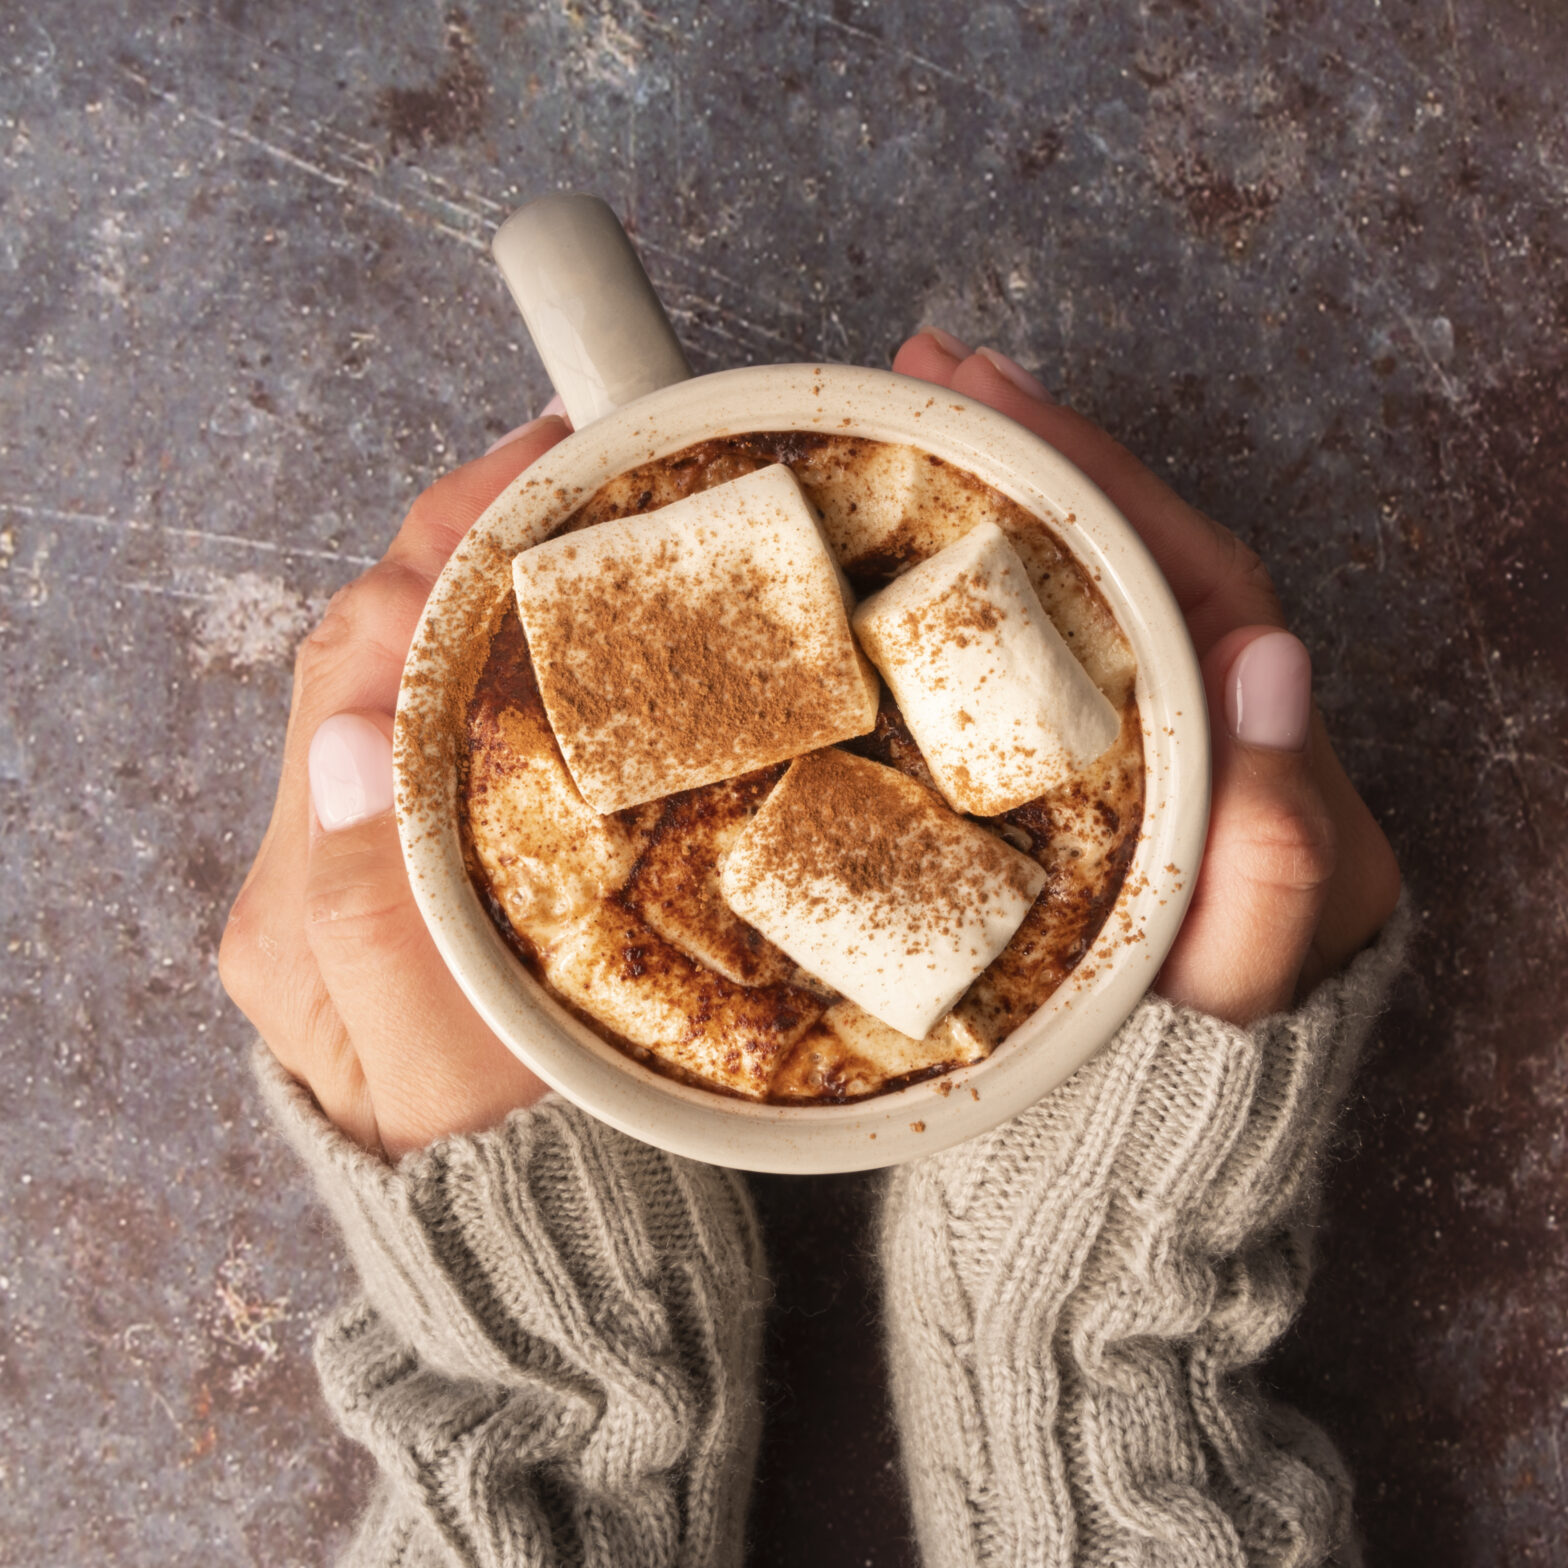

531,557,851,791
909,566,1005,650
444,431,1145,1104
726,749,1040,948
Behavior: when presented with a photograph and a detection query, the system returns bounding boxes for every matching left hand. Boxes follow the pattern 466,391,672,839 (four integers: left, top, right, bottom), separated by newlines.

891,330,1400,1025
220,417,571,1158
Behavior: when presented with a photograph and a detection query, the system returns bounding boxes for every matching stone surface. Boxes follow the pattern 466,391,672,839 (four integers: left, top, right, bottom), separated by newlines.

1,1,1563,1563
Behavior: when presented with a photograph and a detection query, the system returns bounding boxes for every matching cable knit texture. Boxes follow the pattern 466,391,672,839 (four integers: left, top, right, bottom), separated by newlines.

256,911,1405,1568
880,906,1409,1568
255,1053,767,1568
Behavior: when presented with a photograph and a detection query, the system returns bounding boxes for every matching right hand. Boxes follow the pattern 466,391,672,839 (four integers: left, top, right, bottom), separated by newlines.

894,330,1400,1026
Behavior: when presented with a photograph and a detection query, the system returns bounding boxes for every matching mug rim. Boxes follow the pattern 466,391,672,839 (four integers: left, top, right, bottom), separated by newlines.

394,362,1209,1173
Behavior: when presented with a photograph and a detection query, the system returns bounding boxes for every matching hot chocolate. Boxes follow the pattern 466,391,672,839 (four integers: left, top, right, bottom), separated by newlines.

458,432,1144,1104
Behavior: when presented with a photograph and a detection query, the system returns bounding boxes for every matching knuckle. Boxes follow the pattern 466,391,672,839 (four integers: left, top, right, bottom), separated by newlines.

403,484,450,540
1249,797,1339,896
402,478,469,551
219,886,300,1014
221,908,341,1066
218,877,352,1081
1224,533,1282,614
217,891,264,1015
295,587,359,679
297,979,348,1064
1186,527,1286,635
304,859,417,961
294,561,429,684
385,493,459,577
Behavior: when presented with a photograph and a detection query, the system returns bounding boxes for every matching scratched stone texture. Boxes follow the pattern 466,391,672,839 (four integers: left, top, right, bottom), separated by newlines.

1,0,1564,1563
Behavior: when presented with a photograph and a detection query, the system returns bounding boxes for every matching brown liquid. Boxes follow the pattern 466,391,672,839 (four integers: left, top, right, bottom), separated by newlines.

460,433,1144,1103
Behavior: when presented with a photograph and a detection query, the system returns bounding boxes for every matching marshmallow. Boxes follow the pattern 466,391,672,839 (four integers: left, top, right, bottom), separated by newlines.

821,1000,988,1080
513,464,879,815
464,699,644,949
545,906,823,1099
768,1002,990,1100
464,686,825,1099
719,749,1046,1039
622,771,798,987
805,442,1009,565
852,521,1121,817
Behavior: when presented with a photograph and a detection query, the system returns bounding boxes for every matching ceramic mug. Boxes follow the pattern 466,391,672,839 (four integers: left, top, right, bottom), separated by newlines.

393,194,1209,1174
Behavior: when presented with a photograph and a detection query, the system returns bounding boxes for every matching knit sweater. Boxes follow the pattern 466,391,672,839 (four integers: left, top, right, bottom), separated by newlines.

257,1065,767,1567
256,908,1407,1568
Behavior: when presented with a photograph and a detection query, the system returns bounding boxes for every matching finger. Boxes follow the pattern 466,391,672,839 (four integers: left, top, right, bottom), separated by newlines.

1298,714,1403,988
898,325,974,369
305,712,548,1158
891,328,967,391
218,559,436,1094
261,412,572,882
384,414,572,586
486,394,572,452
304,413,574,728
222,419,570,1089
892,332,1283,653
219,877,380,1148
1157,628,1338,1025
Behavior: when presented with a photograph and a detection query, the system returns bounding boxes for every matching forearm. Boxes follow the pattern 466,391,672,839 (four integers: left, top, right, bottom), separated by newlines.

881,903,1410,1568
255,1051,767,1568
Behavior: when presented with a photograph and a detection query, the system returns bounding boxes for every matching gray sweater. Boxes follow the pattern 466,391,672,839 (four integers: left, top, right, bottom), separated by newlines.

256,910,1406,1567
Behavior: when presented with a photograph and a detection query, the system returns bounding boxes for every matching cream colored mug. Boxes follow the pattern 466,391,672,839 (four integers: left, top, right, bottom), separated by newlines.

393,193,1209,1174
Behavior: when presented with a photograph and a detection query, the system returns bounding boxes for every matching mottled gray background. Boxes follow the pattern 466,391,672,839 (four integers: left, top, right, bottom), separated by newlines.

1,0,1564,1562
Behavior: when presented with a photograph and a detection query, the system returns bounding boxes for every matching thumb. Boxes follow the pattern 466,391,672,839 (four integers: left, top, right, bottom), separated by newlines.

1157,629,1338,1026
305,711,547,1158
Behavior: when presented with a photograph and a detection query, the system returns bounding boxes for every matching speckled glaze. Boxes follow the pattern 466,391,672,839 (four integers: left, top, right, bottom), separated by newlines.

394,363,1209,1173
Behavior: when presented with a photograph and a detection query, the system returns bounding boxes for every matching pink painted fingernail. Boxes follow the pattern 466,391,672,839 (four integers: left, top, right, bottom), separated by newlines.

484,396,571,456
917,325,975,360
1226,632,1312,752
485,416,546,455
976,346,1055,403
309,714,395,831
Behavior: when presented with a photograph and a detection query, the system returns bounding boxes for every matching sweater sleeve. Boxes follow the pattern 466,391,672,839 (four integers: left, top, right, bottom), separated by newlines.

253,1052,767,1568
879,905,1411,1568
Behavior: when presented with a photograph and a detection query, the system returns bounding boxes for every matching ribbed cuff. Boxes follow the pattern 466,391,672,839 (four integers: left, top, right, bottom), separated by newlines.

881,902,1410,1568
253,1049,768,1568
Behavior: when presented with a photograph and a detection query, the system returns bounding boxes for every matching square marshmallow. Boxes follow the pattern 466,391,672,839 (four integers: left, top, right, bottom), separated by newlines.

805,442,992,564
513,464,880,814
851,521,1121,817
719,749,1046,1039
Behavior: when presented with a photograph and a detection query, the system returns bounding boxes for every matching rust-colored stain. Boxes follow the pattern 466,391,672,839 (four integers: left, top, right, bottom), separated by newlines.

378,9,488,153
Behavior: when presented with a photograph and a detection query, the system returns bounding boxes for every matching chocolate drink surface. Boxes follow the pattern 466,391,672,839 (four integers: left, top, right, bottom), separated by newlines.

460,432,1145,1103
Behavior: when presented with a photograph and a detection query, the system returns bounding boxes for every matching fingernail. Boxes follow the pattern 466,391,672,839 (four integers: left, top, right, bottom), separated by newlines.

485,416,546,455
917,325,975,360
976,346,1054,403
1226,632,1312,752
309,714,395,831
484,399,570,456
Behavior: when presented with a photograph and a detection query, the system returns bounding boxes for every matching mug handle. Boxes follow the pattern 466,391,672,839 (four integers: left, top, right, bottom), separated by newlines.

491,193,693,429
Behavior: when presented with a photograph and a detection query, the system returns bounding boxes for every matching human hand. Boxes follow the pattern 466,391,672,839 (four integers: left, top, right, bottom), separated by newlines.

220,416,572,1159
894,329,1400,1026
